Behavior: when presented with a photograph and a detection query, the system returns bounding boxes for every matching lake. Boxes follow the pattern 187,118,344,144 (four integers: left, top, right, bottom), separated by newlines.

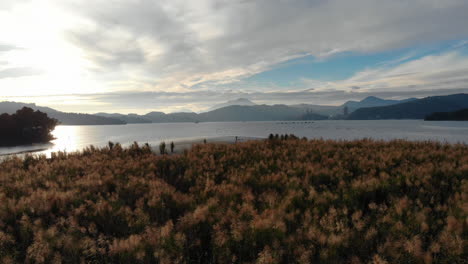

1,120,468,157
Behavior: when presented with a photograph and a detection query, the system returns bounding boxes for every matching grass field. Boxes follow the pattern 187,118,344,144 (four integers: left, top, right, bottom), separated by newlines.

0,138,466,263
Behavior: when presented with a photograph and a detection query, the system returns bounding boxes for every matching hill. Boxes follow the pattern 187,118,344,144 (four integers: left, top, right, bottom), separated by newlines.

290,103,342,116
347,93,468,120
291,96,416,117
199,104,309,121
343,96,416,112
143,111,199,123
0,102,125,125
103,104,327,123
207,98,256,111
96,113,152,124
91,95,424,123
0,138,465,263
425,108,468,121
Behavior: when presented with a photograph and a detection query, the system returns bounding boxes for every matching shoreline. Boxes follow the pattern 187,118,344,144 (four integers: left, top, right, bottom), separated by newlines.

0,136,265,158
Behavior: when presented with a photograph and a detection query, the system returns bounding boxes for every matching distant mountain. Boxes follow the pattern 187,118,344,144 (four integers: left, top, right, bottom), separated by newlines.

144,112,199,123
301,110,329,120
200,104,309,121
290,104,342,116
347,94,468,120
7,93,457,125
425,108,468,121
92,95,421,123
96,113,152,124
0,102,125,125
99,104,327,123
291,96,417,117
207,98,256,111
342,96,417,112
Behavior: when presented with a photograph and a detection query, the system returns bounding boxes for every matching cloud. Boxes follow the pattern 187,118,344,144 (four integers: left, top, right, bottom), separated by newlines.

301,51,468,97
0,67,43,79
3,49,468,113
61,0,468,92
0,44,20,52
0,0,31,10
1,0,468,112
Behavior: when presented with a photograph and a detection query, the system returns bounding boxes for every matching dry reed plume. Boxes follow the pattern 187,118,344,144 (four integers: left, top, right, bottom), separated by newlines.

0,138,467,263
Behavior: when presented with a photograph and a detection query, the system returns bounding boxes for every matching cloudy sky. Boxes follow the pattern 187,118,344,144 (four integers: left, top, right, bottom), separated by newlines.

1,0,468,114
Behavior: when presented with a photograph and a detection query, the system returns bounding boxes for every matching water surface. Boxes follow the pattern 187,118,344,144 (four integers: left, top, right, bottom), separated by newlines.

1,120,467,157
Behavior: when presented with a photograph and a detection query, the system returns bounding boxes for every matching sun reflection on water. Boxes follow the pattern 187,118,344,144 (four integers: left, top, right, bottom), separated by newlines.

48,126,79,154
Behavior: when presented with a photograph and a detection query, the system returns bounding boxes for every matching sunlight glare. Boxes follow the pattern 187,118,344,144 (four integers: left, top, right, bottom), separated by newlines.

50,125,79,154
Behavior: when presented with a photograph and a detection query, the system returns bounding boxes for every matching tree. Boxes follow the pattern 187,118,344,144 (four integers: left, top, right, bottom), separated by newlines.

170,141,175,153
0,107,58,146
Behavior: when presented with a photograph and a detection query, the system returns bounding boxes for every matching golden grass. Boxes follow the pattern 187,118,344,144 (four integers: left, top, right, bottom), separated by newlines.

0,139,467,263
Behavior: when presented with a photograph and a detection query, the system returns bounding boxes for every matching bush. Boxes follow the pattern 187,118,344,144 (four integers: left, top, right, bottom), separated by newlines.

159,141,166,155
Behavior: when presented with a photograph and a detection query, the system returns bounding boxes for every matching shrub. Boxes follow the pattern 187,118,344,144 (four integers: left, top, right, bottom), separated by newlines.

159,141,166,155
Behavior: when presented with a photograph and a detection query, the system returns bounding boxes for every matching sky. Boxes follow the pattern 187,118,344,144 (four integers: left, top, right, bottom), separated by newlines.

1,0,468,114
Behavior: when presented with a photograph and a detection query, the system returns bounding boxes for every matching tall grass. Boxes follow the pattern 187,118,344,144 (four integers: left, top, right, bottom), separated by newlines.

0,139,466,263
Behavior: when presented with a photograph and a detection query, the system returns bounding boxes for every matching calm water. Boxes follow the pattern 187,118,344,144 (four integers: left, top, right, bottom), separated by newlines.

1,120,468,156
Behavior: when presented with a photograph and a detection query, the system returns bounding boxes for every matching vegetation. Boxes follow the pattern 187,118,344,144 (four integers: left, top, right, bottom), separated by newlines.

425,108,468,121
0,107,58,146
0,138,466,263
159,141,166,155
170,141,175,153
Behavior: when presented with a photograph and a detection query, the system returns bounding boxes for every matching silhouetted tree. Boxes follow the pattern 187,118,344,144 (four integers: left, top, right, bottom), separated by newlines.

170,141,175,153
0,107,58,146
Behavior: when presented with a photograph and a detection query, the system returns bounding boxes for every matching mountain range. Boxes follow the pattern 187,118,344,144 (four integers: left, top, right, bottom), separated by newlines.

207,98,256,111
1,93,467,125
290,96,416,117
342,96,417,112
347,94,468,120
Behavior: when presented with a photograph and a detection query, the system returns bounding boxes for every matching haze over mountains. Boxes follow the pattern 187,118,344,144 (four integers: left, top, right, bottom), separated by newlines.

1,93,467,125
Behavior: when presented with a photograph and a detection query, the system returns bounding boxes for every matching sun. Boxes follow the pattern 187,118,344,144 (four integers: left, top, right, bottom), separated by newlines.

0,1,99,97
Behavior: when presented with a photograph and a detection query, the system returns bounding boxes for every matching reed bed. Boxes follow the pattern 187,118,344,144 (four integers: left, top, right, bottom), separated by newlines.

0,138,466,263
